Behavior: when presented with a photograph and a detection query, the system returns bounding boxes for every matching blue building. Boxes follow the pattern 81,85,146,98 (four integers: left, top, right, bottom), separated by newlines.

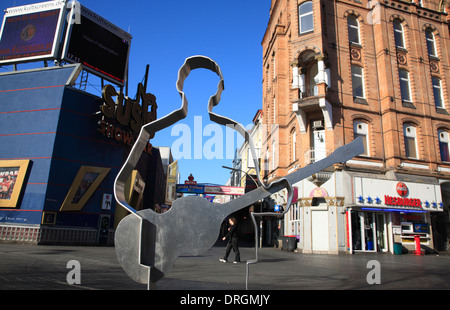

0,64,165,245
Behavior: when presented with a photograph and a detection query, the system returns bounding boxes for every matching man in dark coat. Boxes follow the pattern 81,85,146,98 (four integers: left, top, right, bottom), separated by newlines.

219,217,240,263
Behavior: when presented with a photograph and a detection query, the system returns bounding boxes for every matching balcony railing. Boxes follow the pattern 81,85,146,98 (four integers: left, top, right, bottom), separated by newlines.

304,147,330,165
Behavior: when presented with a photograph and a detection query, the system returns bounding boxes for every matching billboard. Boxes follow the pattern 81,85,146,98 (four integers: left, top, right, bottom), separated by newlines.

62,2,132,85
0,1,67,64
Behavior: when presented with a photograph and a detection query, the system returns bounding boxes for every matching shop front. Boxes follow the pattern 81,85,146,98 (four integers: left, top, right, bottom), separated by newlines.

283,171,444,254
349,175,443,254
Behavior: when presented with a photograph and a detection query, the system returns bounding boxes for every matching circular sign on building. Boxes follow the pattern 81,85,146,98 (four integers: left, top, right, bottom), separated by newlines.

396,182,408,197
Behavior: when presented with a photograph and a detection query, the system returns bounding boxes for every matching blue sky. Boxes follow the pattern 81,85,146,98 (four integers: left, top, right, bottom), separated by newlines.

0,0,271,186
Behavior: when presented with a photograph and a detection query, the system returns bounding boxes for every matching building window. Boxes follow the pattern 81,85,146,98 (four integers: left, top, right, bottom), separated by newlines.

271,139,276,170
393,19,405,49
348,15,360,45
426,29,437,57
404,124,418,159
273,97,276,124
354,121,369,156
438,129,450,162
299,1,314,34
291,129,297,162
432,77,444,108
351,65,365,98
399,69,412,102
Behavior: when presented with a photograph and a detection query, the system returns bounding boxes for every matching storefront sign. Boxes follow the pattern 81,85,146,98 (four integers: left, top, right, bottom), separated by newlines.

204,186,245,196
384,195,422,208
353,176,443,211
396,182,408,196
176,184,204,194
309,187,328,197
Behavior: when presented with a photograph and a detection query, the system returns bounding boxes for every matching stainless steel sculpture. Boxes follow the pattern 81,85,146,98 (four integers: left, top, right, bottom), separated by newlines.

114,56,364,289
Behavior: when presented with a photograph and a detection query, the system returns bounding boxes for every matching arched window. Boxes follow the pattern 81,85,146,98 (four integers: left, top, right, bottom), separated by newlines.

393,19,405,49
347,15,360,45
432,77,444,108
426,29,437,57
438,129,450,162
291,129,297,162
299,2,314,34
351,65,365,98
354,121,369,156
403,124,418,159
399,69,412,102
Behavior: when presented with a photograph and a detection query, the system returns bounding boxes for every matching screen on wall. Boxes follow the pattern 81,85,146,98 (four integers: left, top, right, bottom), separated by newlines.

0,1,66,64
62,4,132,86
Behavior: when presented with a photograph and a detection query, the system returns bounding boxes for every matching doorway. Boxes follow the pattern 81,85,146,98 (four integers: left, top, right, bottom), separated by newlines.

376,213,388,252
351,211,389,252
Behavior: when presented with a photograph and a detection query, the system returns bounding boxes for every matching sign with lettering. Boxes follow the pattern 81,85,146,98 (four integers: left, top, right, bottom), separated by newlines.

98,82,157,153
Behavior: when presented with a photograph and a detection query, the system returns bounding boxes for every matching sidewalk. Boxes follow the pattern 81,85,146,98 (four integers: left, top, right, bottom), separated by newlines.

1,242,450,290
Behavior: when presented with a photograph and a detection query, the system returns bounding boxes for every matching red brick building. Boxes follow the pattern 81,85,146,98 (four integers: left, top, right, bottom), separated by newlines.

262,0,450,254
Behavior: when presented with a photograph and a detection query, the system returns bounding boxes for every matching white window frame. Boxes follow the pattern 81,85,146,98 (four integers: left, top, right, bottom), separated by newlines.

403,124,418,159
348,15,360,45
299,1,314,34
292,129,297,162
426,29,437,57
399,69,412,102
438,129,450,162
351,65,365,99
394,20,405,49
432,76,444,108
354,121,369,156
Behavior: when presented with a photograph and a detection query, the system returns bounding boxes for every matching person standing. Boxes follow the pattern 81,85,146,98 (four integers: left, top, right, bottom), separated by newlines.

219,217,240,263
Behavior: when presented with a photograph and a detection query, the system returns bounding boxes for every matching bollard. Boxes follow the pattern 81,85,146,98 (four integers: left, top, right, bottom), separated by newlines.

413,235,424,256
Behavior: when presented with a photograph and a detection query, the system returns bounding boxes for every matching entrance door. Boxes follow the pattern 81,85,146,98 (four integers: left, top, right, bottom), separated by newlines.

312,209,329,252
351,211,376,252
376,213,388,252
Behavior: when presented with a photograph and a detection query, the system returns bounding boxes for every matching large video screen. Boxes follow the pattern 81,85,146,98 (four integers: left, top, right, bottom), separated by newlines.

0,1,66,64
62,4,131,86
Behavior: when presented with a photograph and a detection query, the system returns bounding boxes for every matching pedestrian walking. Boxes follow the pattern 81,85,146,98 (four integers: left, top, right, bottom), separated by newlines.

219,217,240,263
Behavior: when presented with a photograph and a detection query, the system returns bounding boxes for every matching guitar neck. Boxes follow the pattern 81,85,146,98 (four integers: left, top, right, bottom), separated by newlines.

222,137,364,216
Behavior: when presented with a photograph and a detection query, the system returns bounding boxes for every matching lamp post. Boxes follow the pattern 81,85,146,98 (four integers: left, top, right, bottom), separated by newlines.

222,166,264,247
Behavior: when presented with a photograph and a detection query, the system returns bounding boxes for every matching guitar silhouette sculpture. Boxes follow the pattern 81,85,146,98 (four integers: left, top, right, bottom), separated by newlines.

114,56,364,288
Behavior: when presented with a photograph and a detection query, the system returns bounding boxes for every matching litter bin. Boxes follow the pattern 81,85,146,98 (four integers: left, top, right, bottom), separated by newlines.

393,243,403,255
282,235,297,252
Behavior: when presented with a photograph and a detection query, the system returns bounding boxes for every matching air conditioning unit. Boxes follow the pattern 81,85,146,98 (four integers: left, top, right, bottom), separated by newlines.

312,120,324,129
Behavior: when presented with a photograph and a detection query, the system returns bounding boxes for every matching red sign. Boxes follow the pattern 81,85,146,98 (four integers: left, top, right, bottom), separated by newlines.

396,182,408,197
385,195,421,208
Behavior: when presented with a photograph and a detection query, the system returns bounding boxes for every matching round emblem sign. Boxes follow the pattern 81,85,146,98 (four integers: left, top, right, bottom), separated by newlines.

396,182,408,197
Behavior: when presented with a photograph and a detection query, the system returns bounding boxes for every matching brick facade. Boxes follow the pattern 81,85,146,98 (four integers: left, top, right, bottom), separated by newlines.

262,0,450,181
262,0,450,253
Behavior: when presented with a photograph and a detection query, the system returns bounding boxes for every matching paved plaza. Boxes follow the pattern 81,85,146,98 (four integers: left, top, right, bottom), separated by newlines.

1,242,449,291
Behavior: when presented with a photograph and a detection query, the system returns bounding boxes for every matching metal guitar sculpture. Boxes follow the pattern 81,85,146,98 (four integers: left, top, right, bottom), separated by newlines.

114,56,364,288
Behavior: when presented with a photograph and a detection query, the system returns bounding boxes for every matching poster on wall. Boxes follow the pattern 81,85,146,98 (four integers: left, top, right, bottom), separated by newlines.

0,1,67,64
60,166,110,212
0,160,30,208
